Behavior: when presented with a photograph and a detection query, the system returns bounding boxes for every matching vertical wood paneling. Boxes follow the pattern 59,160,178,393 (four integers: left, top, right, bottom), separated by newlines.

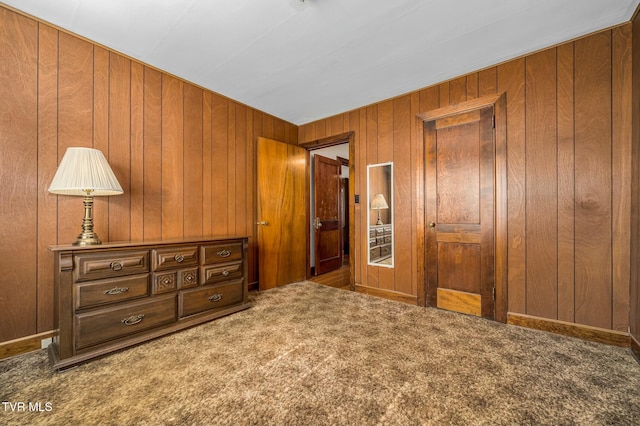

0,9,38,341
246,109,255,283
1,6,302,344
251,111,264,284
211,94,229,235
525,49,558,319
92,46,110,239
466,73,479,100
130,62,144,242
497,58,526,314
632,14,640,345
417,86,440,305
360,108,370,287
439,81,450,107
557,43,576,323
227,102,237,234
612,25,632,332
143,67,162,240
350,109,362,284
274,116,285,142
58,33,94,243
262,114,275,140
235,104,248,235
183,84,204,238
366,105,380,288
393,95,412,295
478,67,497,97
329,114,344,135
161,75,184,239
574,32,612,329
202,92,213,237
36,23,58,333
108,53,131,242
377,100,394,290
450,76,467,103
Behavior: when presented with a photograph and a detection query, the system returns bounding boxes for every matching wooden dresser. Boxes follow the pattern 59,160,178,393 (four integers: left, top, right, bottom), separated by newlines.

48,237,250,369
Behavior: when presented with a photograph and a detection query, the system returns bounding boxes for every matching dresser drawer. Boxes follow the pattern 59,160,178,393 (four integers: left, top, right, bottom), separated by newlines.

201,261,243,285
75,295,177,350
152,268,198,294
180,279,243,317
75,274,149,310
153,246,198,271
75,250,149,282
370,247,381,261
201,241,243,264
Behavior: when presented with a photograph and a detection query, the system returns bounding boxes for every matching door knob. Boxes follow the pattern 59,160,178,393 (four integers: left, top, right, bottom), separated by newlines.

428,221,436,228
256,221,268,226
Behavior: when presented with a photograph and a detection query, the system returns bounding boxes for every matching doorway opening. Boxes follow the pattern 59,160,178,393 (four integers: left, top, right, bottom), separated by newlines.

301,132,354,290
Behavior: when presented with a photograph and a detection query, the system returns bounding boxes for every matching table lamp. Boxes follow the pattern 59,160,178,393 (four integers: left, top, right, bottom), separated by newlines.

48,147,123,246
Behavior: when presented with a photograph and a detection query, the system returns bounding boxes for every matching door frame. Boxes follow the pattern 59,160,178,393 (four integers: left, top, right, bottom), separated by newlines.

301,131,355,290
417,93,507,323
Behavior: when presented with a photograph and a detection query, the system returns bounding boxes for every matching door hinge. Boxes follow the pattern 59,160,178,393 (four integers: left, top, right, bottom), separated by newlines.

492,115,495,129
492,286,496,300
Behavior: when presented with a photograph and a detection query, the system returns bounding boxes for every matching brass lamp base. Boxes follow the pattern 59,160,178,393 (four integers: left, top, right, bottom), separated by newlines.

73,232,102,246
72,192,102,246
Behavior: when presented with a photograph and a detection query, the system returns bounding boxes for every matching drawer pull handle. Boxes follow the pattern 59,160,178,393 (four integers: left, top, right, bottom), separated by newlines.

174,254,184,263
208,293,223,303
222,270,230,277
121,314,144,326
104,287,129,295
110,261,124,271
217,249,231,258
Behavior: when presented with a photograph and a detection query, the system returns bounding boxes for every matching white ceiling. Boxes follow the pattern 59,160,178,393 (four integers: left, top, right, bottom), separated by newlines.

3,0,639,125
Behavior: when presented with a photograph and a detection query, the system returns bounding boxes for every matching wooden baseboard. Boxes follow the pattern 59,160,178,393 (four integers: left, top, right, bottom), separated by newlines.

507,312,630,347
631,333,640,363
0,331,55,360
355,284,418,305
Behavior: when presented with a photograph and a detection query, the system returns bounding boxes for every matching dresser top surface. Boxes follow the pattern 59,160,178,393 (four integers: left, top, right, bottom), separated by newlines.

48,236,249,252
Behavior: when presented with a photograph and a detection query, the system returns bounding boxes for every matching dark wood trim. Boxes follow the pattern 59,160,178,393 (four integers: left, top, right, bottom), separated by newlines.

0,331,55,360
631,334,640,363
418,93,508,322
355,284,418,305
417,94,502,122
348,132,356,291
300,131,354,150
337,156,349,167
507,312,630,347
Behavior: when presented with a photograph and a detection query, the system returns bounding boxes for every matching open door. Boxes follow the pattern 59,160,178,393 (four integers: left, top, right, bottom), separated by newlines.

313,154,343,275
257,137,308,290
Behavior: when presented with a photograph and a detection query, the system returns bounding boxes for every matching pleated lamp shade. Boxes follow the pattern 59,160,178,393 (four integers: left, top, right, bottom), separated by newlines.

370,193,389,210
48,147,123,196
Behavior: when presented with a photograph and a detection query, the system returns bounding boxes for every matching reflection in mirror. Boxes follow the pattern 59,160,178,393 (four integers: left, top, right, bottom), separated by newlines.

367,162,393,267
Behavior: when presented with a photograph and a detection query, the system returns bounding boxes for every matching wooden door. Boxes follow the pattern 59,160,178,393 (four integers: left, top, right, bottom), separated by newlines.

425,107,495,319
313,154,343,275
257,137,308,290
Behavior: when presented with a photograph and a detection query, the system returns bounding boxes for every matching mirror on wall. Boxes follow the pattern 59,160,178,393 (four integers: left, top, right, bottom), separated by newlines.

367,162,393,267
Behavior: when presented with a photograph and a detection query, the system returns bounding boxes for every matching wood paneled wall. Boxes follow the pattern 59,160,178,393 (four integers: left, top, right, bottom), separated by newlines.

631,11,640,354
299,24,633,332
0,6,297,343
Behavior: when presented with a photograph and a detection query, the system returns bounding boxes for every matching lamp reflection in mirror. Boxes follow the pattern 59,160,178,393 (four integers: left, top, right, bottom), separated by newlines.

370,193,389,225
48,147,123,246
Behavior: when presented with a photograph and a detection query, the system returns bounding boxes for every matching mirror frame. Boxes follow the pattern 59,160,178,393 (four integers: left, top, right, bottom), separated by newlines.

367,162,394,267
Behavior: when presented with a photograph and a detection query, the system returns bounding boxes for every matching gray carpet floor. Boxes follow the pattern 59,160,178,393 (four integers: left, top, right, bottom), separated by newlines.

1,281,639,425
